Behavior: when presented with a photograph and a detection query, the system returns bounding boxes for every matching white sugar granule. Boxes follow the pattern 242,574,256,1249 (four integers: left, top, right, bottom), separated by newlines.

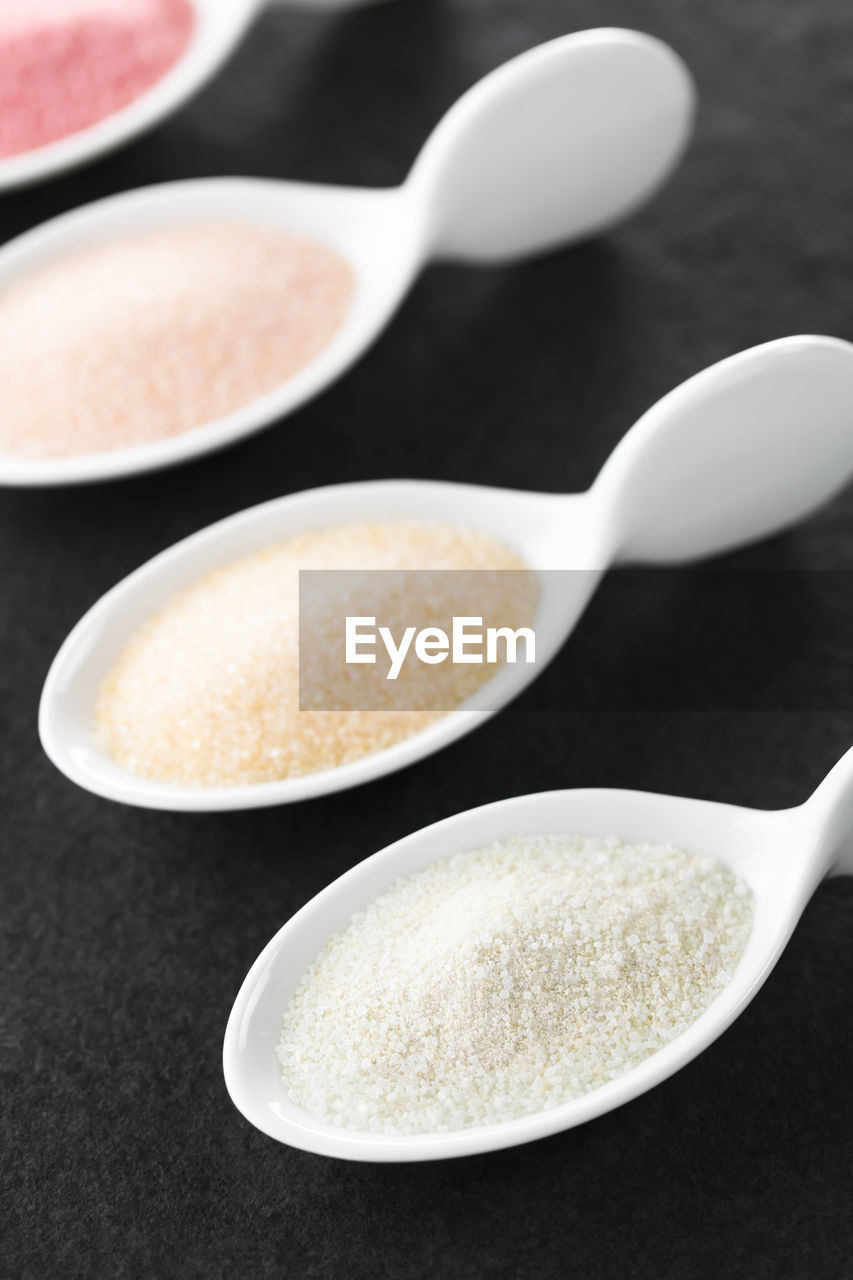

0,223,353,458
278,836,753,1134
94,521,537,787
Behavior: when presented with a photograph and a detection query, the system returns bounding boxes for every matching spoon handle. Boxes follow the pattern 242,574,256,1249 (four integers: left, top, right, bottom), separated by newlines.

803,748,853,879
405,30,693,264
591,336,853,565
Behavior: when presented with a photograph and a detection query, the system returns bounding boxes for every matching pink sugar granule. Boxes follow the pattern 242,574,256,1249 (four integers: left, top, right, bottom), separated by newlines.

0,0,195,159
0,223,355,459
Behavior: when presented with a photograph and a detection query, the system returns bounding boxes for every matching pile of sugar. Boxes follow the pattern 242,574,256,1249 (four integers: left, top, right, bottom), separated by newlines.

0,224,354,458
278,835,753,1134
0,0,195,159
94,522,536,787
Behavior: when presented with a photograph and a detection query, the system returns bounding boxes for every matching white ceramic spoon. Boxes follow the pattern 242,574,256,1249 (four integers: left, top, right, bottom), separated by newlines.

0,29,694,486
0,0,383,193
39,335,853,811
223,745,853,1161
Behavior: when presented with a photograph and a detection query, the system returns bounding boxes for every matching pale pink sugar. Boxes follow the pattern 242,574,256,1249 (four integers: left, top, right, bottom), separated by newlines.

0,0,181,36
0,0,196,159
0,224,355,459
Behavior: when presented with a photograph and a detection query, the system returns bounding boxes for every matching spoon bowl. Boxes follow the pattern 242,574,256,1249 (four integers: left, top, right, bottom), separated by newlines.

39,335,853,810
39,477,599,809
0,0,376,192
0,179,415,486
222,748,853,1160
0,28,694,485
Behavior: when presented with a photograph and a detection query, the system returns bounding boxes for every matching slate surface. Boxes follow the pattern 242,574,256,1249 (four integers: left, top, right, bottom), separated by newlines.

2,1,852,1276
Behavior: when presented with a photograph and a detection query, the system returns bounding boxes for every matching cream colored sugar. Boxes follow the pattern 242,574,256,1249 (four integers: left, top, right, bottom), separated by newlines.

0,224,354,459
94,522,537,787
278,836,754,1135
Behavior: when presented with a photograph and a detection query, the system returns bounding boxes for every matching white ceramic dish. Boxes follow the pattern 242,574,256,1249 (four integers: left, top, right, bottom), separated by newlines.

39,336,853,811
223,747,853,1161
0,29,694,486
0,0,382,192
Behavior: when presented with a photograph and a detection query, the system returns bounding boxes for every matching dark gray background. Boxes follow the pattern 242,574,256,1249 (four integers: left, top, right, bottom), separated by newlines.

2,1,852,1276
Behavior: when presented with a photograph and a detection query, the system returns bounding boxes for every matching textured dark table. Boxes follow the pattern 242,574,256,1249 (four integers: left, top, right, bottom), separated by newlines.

3,2,853,1276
